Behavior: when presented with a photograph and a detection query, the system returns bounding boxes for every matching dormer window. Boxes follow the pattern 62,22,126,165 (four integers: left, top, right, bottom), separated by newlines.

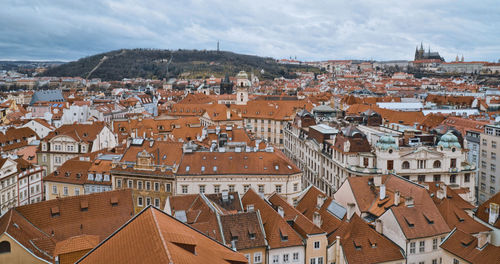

279,227,288,242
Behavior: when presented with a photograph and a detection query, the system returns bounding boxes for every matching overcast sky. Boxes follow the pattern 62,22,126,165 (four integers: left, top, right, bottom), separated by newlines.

1,0,499,62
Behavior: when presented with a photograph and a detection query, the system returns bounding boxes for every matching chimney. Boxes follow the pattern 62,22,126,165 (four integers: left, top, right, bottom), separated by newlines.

405,197,414,207
278,206,284,218
347,203,356,220
489,203,499,225
313,212,322,227
394,191,400,206
477,232,489,249
221,190,229,202
335,236,341,264
317,195,325,208
373,176,382,187
380,184,386,200
375,219,383,234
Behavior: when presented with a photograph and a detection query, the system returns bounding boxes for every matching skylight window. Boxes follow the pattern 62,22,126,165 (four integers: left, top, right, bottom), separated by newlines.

201,166,205,172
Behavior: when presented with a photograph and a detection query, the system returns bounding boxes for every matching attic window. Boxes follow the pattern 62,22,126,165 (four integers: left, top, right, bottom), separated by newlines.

404,216,415,228
65,172,70,177
213,166,217,172
80,200,89,211
353,239,362,250
201,166,205,172
460,237,474,247
110,196,119,206
369,238,377,248
162,155,167,160
279,227,288,242
423,212,434,224
275,165,279,171
186,166,190,172
83,133,88,137
51,206,60,217
454,212,464,222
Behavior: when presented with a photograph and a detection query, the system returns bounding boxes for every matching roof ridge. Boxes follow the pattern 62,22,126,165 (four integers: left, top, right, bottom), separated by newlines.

151,208,174,263
12,208,52,238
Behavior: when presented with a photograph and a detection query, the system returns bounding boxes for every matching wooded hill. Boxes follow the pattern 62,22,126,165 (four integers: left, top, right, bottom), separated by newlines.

41,49,321,81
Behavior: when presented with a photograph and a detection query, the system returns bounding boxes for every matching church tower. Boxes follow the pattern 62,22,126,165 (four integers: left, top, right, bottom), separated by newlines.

235,71,250,105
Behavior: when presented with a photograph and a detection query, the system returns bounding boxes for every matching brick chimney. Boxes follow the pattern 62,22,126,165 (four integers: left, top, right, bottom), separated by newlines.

405,197,414,207
489,203,499,225
437,184,447,200
313,212,322,227
477,232,489,249
394,191,400,206
347,203,356,220
380,184,386,200
375,219,383,233
374,175,382,187
317,195,325,208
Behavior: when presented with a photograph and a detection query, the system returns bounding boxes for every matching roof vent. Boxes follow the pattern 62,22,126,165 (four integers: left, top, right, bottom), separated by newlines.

222,190,229,202
51,206,60,217
80,200,88,211
110,196,119,206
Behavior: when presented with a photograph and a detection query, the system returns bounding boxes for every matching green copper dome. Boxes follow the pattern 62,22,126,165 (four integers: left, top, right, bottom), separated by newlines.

437,132,461,149
376,134,398,150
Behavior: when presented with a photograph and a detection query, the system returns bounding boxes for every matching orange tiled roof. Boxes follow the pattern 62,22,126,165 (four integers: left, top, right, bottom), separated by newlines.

241,189,303,249
77,206,248,264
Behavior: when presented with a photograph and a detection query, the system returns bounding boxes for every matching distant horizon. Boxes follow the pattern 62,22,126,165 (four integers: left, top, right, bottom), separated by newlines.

0,48,498,64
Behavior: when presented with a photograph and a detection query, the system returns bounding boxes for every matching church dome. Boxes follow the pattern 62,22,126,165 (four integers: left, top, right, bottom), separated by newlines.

376,134,398,150
437,132,461,149
236,71,248,79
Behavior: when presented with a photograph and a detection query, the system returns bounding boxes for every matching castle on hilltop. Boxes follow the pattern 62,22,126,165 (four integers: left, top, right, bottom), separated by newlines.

414,43,444,61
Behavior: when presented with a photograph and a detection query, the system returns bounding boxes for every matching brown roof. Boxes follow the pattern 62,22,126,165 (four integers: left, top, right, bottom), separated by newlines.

54,234,100,255
268,193,325,239
167,194,225,242
43,122,106,143
332,214,405,264
220,212,267,250
15,189,135,242
241,189,303,249
177,150,301,176
0,126,37,152
0,209,56,262
441,228,500,264
436,199,490,234
295,186,345,244
77,206,248,264
476,192,500,228
119,140,183,167
43,152,116,187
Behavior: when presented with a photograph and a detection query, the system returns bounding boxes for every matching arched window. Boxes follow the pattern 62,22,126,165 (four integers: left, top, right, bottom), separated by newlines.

0,241,11,254
433,160,441,168
402,161,410,169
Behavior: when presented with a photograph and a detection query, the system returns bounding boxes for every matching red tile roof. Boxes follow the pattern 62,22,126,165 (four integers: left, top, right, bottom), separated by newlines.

241,189,303,249
77,206,248,264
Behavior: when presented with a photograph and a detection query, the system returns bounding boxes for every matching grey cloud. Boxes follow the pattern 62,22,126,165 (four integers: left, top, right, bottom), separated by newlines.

0,0,498,61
